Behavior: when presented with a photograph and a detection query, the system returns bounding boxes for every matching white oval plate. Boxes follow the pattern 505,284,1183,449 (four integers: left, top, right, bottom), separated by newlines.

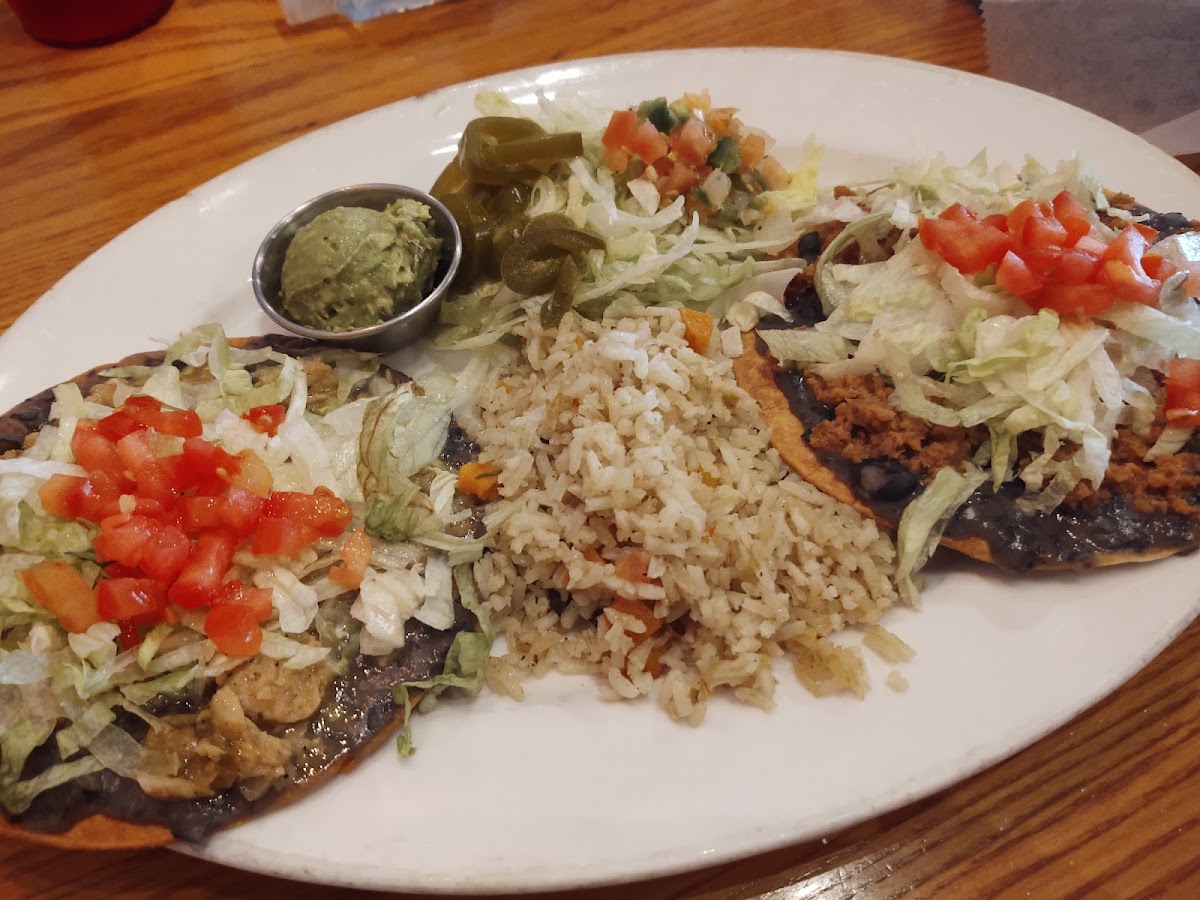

4,48,1200,893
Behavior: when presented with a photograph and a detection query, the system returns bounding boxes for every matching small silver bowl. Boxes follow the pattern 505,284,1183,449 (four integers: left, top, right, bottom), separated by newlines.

252,183,462,353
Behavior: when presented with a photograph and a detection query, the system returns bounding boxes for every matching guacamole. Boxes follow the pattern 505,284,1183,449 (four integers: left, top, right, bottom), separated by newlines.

280,198,443,331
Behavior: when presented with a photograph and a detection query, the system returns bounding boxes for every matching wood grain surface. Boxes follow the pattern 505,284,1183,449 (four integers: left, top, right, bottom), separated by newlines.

3,1,1200,898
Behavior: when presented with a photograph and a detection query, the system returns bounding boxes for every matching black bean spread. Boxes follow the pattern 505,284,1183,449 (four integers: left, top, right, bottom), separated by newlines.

12,617,469,842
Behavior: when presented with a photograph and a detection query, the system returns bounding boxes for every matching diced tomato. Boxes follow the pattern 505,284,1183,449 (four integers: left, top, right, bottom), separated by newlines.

75,472,126,523
95,399,153,441
176,438,238,496
167,531,237,608
603,145,632,175
118,621,142,651
95,396,201,441
1024,213,1069,251
1141,253,1175,281
204,604,263,657
178,495,222,534
1051,190,1093,245
1015,245,1061,279
115,430,157,474
140,523,190,582
920,193,1178,319
1097,259,1160,306
329,528,372,589
1165,358,1200,427
1102,223,1154,265
995,251,1043,298
98,496,169,525
20,560,100,633
1006,199,1063,249
754,156,791,192
35,386,376,642
1141,254,1200,295
154,408,202,439
263,486,351,537
94,515,162,567
670,116,717,167
214,581,274,622
1032,283,1116,317
38,473,86,519
918,208,1013,274
97,578,168,626
737,132,766,169
1004,199,1037,240
242,404,286,437
628,120,669,166
1049,247,1102,284
71,424,126,479
251,517,321,556
218,487,265,536
104,563,144,579
227,449,273,499
657,160,703,199
134,457,182,507
601,109,639,152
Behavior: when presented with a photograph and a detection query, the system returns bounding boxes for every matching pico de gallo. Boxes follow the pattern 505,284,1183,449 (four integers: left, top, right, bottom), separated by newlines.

601,92,791,220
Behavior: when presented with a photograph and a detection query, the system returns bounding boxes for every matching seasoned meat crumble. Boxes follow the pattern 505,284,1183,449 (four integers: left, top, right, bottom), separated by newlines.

801,367,1200,522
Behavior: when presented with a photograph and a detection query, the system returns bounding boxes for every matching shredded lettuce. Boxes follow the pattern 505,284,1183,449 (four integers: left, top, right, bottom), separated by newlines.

393,565,493,755
358,386,450,496
759,328,850,366
895,466,988,603
0,650,50,685
351,568,425,654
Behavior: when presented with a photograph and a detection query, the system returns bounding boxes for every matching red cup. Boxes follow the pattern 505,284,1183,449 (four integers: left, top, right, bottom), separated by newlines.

7,0,173,48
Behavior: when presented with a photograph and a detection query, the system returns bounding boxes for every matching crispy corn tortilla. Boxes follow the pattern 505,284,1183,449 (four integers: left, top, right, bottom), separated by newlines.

734,331,1182,570
0,337,459,849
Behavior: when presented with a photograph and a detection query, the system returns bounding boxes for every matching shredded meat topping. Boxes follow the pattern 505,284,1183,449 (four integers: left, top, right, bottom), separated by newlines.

804,370,1200,520
805,371,984,476
303,358,340,414
1063,417,1200,518
221,655,335,725
137,686,292,800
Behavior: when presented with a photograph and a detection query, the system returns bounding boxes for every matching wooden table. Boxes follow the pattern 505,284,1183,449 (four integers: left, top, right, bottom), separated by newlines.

3,1,1200,897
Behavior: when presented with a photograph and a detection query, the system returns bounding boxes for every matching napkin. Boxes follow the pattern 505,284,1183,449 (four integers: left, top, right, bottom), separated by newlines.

280,0,445,25
982,0,1200,150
